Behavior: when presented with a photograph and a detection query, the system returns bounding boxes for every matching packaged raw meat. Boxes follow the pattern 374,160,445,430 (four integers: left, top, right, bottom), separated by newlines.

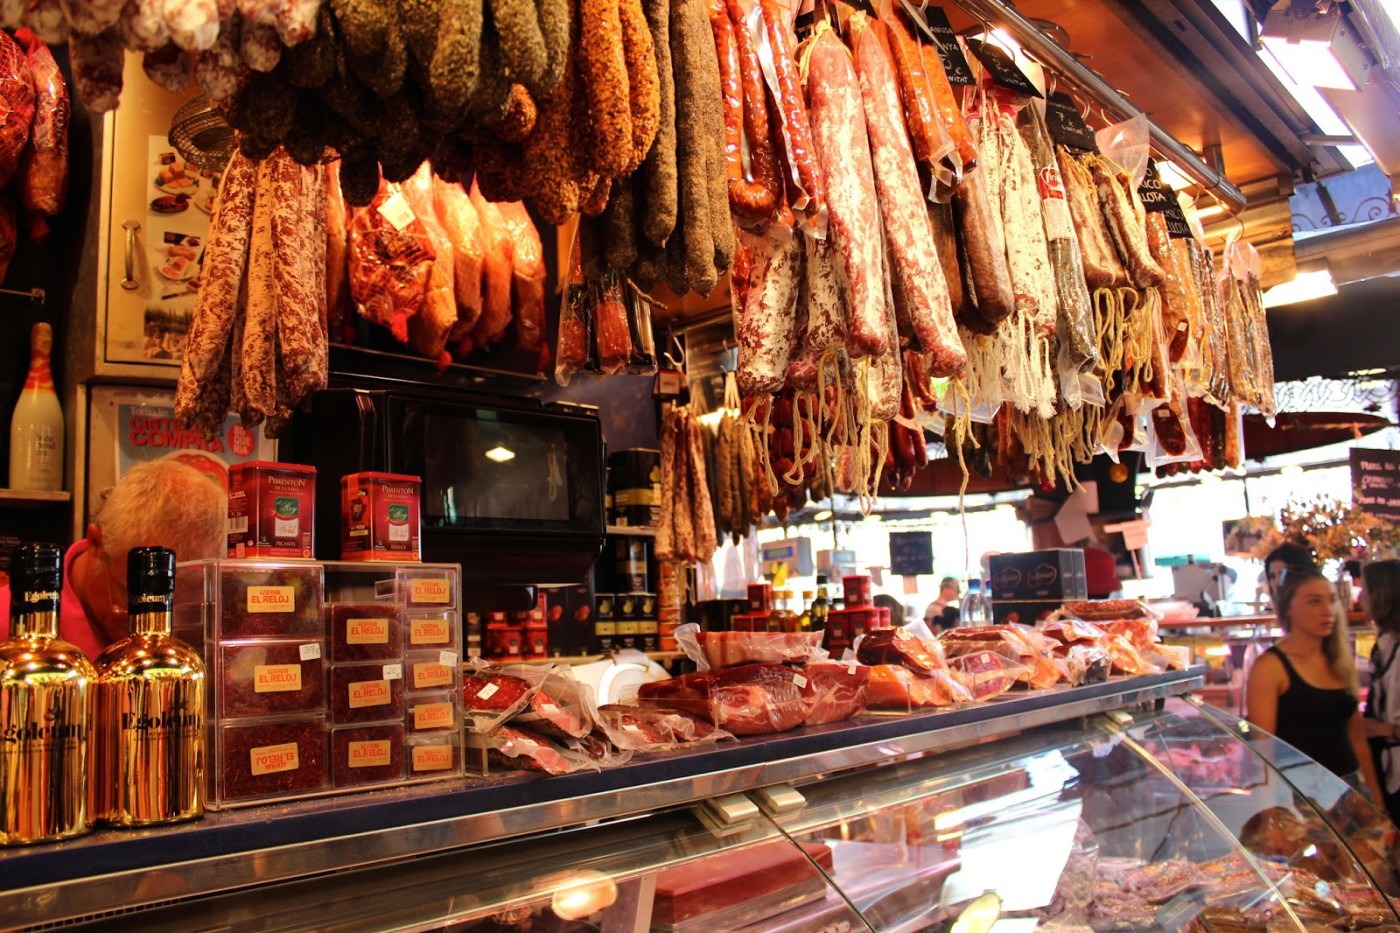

13,29,66,243
467,181,514,349
494,201,546,357
638,664,808,736
940,625,1062,690
462,669,537,731
864,663,971,711
486,725,599,774
1100,617,1159,653
429,176,485,344
797,662,869,725
595,703,729,751
348,181,435,344
677,623,826,670
856,627,947,676
948,650,1024,700
508,665,595,741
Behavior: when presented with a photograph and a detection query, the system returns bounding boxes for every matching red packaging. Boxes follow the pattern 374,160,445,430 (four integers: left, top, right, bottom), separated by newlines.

329,662,406,724
220,718,328,801
341,472,422,562
218,564,323,638
407,733,461,775
220,641,326,718
747,583,773,614
842,575,872,607
328,603,406,662
407,651,460,693
331,723,405,786
406,611,458,650
228,461,316,559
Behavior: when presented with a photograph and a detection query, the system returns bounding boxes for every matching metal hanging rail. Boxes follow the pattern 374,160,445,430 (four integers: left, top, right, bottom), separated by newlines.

952,0,1250,213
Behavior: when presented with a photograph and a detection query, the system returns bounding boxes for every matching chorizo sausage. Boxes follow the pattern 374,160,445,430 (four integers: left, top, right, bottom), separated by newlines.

952,117,1014,325
736,214,801,396
757,0,824,218
578,0,633,177
1091,154,1164,289
710,0,775,226
619,0,660,175
726,0,780,226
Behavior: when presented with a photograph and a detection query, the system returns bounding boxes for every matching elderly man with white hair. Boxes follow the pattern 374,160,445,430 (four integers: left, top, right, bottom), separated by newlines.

0,453,227,657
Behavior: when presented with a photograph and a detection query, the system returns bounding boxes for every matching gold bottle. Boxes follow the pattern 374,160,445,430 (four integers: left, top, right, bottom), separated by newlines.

0,543,95,845
93,547,206,826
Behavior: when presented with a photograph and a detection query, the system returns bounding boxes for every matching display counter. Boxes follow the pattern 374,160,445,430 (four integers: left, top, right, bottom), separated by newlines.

6,667,1398,931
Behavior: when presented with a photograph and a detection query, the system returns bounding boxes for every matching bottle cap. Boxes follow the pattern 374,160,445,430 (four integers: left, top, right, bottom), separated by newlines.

11,543,62,618
128,546,176,599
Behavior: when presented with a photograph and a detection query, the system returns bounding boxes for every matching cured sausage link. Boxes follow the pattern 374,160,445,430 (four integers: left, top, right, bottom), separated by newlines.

804,25,885,358
726,0,780,224
709,0,776,225
757,0,824,216
735,216,802,396
851,15,962,375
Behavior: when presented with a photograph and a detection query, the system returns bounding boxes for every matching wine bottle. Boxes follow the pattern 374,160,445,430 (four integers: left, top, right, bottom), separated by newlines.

93,547,207,826
8,322,64,492
0,543,95,845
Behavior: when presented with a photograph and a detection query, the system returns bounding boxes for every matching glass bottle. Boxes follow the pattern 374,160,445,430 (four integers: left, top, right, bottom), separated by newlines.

767,590,789,632
961,580,988,627
809,576,831,633
93,547,207,826
798,590,815,632
0,543,95,844
8,323,64,492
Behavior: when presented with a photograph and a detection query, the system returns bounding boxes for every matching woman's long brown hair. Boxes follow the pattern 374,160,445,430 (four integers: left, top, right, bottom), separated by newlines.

1277,568,1357,695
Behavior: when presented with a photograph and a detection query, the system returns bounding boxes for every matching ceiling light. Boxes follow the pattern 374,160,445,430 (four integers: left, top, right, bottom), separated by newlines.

1155,160,1194,191
1262,268,1337,308
1260,5,1371,91
484,445,515,463
812,509,833,522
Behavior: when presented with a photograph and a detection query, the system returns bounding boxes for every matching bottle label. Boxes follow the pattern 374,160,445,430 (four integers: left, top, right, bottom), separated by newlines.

247,587,295,613
347,618,390,645
413,662,454,690
250,742,300,775
348,680,391,708
348,740,391,768
413,702,454,730
412,744,454,772
410,617,450,645
254,664,303,693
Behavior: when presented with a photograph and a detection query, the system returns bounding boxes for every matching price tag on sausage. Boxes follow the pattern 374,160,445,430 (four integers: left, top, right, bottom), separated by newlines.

923,7,976,86
1139,161,1193,238
1045,92,1099,154
964,37,1042,98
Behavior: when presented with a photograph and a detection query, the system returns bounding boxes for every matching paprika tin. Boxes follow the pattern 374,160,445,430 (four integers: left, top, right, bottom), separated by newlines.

341,473,422,562
228,461,317,559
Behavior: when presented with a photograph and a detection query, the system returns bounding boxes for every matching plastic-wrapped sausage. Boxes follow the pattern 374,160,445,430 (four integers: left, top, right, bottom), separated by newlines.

803,24,886,359
996,107,1055,334
918,25,976,176
1091,154,1164,289
1146,212,1204,363
736,214,801,396
851,14,962,375
710,0,774,226
1058,147,1126,289
953,118,1013,326
725,0,779,227
757,0,824,219
882,12,951,181
15,28,69,244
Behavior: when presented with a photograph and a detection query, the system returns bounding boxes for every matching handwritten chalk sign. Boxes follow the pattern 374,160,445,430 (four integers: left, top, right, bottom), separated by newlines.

889,531,934,577
1351,448,1400,523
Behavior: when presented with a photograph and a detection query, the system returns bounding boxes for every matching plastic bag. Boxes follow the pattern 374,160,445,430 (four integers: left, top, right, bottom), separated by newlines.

347,180,433,343
429,175,485,347
947,650,1028,700
487,661,596,741
400,163,456,364
677,622,826,671
1145,376,1203,468
798,661,870,725
865,663,972,711
855,626,948,676
596,702,730,752
462,667,538,732
1057,644,1112,686
1096,114,1150,190
496,201,546,356
486,725,600,775
636,664,807,736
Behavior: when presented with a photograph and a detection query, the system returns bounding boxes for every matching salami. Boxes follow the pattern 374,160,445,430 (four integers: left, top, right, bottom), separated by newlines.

1146,213,1204,363
668,0,717,293
686,413,718,561
851,14,962,375
1058,147,1126,289
996,107,1055,334
637,0,677,246
735,216,801,396
14,29,66,244
710,0,774,226
176,152,257,416
619,0,659,175
270,154,328,407
952,130,1014,326
193,19,239,101
757,0,824,218
1091,154,1164,289
577,0,632,177
240,21,283,72
241,158,280,426
803,25,886,359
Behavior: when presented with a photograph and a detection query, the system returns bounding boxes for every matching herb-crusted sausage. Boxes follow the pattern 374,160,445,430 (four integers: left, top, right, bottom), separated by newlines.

577,0,632,177
636,0,676,246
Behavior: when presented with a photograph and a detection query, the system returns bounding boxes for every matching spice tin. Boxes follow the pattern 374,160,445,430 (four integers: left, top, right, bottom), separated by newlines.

228,461,316,559
341,473,422,562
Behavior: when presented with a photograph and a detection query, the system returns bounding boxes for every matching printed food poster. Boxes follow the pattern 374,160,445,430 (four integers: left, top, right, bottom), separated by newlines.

143,136,220,361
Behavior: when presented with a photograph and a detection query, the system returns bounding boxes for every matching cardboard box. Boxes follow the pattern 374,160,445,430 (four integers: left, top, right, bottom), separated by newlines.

989,549,1087,601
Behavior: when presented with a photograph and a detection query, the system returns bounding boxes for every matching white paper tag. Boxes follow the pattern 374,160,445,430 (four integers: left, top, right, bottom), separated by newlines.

439,651,458,667
377,191,415,232
792,673,808,688
299,643,321,661
847,661,857,675
383,664,403,681
476,682,499,700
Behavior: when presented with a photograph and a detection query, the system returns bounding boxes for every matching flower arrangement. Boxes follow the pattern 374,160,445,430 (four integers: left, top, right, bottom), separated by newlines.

1250,494,1400,563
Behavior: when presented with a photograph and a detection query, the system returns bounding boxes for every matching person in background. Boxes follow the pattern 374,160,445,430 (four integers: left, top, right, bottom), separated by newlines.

1263,542,1317,608
924,577,961,631
1246,568,1384,805
0,455,228,657
872,593,906,626
1361,560,1400,824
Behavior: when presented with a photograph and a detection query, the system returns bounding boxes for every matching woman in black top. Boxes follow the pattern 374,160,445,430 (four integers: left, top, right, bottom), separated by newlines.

1246,568,1384,804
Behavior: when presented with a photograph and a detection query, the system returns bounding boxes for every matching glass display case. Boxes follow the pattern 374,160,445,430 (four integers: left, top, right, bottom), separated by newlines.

9,680,1396,932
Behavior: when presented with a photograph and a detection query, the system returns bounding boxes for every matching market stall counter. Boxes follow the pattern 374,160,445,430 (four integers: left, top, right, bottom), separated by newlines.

5,666,1400,931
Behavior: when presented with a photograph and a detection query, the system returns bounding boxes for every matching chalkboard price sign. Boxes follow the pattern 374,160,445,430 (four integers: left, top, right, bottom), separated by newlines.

1138,161,1193,239
889,531,934,577
1351,448,1400,523
964,38,1042,99
1045,92,1099,154
923,7,975,87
